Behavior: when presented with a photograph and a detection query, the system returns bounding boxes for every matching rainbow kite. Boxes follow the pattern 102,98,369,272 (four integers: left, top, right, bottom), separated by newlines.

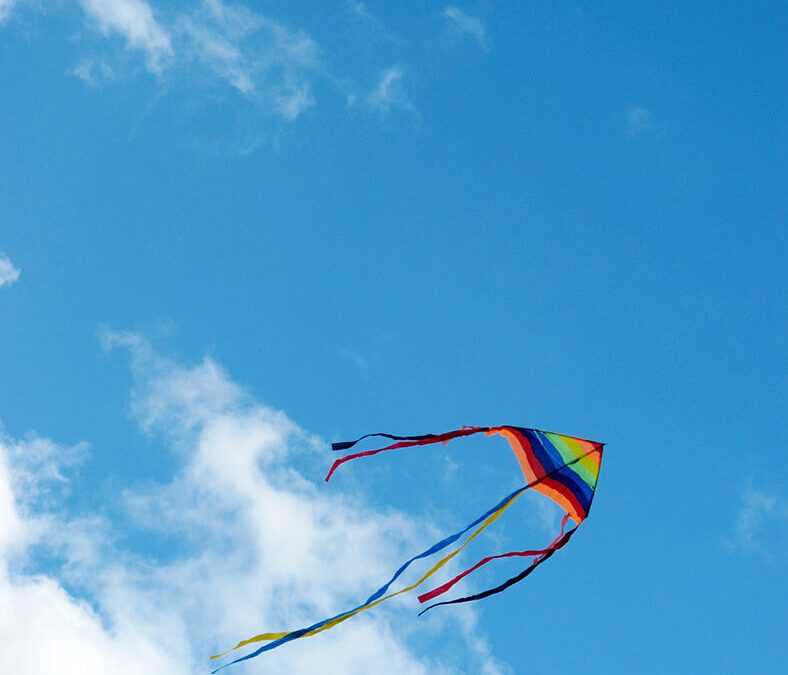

211,425,604,671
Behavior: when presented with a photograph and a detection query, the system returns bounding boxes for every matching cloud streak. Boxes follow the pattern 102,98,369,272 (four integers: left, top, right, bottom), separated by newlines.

0,252,20,287
0,0,18,24
178,0,317,114
443,6,488,50
366,66,417,118
727,484,788,561
80,0,173,73
70,0,319,120
626,106,654,137
4,0,428,127
341,349,369,373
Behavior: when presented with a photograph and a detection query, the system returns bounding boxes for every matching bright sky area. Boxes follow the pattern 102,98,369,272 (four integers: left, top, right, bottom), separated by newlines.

0,2,785,674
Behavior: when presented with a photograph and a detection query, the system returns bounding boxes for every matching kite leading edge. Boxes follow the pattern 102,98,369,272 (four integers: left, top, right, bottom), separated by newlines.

210,425,604,672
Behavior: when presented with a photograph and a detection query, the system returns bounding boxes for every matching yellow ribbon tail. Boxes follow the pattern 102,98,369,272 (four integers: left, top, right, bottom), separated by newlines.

210,631,291,660
210,486,524,662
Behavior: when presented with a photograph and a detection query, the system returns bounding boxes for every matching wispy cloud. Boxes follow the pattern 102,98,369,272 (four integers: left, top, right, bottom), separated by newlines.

0,332,507,674
341,348,369,373
347,1,373,21
0,251,20,287
5,0,424,127
273,81,314,119
0,0,18,24
70,57,118,87
443,6,488,50
178,0,318,114
345,1,402,45
80,0,173,73
69,0,320,120
367,66,416,118
727,484,788,561
626,106,655,137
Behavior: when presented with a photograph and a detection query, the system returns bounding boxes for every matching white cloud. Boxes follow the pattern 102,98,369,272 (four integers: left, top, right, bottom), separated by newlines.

273,81,314,119
727,485,788,561
177,0,317,113
0,0,18,24
367,66,416,118
179,22,255,94
344,1,403,50
0,332,507,674
347,2,371,20
0,443,25,557
80,0,173,73
75,0,319,115
443,6,488,50
0,567,187,675
0,252,20,288
341,349,368,373
70,58,118,87
626,106,654,137
13,0,421,125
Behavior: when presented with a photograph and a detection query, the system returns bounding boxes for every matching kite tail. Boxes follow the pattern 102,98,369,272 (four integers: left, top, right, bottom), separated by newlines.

331,432,444,451
418,526,579,616
417,513,572,604
325,426,489,481
209,483,528,669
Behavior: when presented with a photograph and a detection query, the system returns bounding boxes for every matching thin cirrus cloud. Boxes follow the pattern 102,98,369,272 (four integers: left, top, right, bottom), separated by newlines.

0,331,507,675
177,0,318,116
74,0,318,120
626,106,655,137
366,66,417,118
71,57,118,88
4,1,444,126
0,252,20,288
341,348,369,373
0,0,18,23
80,0,174,73
345,1,403,46
727,485,788,561
443,6,488,50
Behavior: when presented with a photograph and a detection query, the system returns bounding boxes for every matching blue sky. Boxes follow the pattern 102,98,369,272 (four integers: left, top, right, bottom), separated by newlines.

1,1,786,673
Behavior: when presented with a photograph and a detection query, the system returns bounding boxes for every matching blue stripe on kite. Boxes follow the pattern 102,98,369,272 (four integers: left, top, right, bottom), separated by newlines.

518,428,562,472
520,430,594,513
552,466,594,513
531,436,594,500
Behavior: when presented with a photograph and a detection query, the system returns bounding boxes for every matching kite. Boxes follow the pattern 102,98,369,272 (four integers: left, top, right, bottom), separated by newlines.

210,425,604,672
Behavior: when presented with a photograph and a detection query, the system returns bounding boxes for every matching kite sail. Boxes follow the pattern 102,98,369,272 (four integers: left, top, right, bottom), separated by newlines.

210,425,604,672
